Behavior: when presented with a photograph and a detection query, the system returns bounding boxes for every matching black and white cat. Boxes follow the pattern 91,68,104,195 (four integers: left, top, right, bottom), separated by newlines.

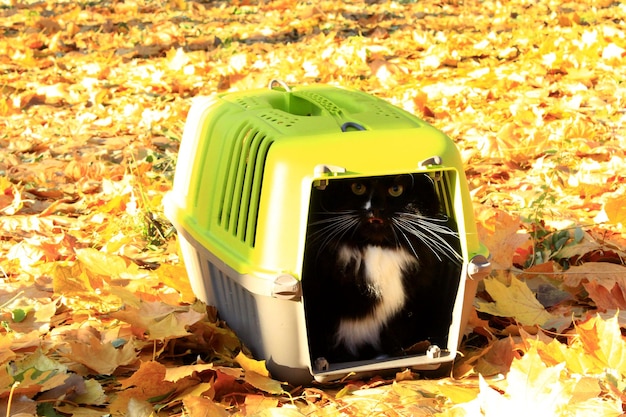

302,173,462,365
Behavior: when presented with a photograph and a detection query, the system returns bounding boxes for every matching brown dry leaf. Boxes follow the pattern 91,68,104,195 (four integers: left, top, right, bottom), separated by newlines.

563,263,626,310
112,361,177,414
473,337,518,377
63,328,140,375
0,396,37,417
110,299,206,340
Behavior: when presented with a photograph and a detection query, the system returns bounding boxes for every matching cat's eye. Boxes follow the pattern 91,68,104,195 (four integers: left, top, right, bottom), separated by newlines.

351,183,367,195
388,184,404,197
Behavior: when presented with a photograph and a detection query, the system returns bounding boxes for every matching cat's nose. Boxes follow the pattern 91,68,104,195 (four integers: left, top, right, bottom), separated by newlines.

367,211,384,224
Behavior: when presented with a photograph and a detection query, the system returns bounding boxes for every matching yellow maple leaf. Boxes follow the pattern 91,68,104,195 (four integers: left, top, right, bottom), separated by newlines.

528,337,597,376
0,333,16,365
235,351,285,394
0,176,23,215
575,314,626,377
475,277,554,326
449,347,623,416
235,351,270,377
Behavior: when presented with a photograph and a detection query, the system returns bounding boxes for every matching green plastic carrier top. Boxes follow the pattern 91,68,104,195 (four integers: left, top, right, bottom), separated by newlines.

167,83,482,286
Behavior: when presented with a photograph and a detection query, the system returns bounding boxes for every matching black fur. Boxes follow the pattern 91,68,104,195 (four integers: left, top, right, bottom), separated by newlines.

302,173,462,365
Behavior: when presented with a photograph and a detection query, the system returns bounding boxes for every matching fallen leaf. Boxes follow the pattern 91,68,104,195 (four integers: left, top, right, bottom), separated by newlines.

244,370,285,395
111,361,177,414
235,351,270,377
474,206,529,270
110,299,206,340
476,276,555,326
64,329,140,375
563,263,626,310
183,395,230,417
575,314,626,376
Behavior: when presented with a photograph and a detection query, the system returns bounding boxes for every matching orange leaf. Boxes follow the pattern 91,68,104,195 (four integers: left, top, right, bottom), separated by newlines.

575,314,626,376
112,361,176,414
155,263,196,304
603,194,626,227
474,206,529,270
183,395,230,417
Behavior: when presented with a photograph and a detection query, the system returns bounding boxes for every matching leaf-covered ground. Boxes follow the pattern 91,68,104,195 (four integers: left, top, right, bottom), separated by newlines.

2,0,626,415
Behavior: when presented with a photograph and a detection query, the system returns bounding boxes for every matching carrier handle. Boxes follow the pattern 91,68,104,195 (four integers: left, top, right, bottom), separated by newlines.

268,79,291,91
340,122,366,132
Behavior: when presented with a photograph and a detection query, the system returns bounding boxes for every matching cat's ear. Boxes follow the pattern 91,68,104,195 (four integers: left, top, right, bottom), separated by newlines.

393,174,414,189
412,173,440,213
411,173,436,190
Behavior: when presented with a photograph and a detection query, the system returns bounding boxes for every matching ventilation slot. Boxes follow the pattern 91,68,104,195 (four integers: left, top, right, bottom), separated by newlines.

207,260,261,345
233,96,266,110
294,91,342,116
259,110,298,128
371,103,402,120
219,125,273,247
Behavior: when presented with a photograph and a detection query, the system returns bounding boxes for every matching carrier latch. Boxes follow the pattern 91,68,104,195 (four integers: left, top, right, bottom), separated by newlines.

313,164,347,190
467,254,492,280
426,345,442,359
419,156,443,180
272,274,301,300
419,156,443,167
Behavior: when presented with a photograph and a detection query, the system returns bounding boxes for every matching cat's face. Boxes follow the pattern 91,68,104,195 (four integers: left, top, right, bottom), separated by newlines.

310,174,454,247
322,174,439,246
308,172,461,263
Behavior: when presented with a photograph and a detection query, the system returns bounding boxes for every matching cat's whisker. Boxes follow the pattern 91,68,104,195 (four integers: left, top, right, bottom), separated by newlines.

393,215,462,264
393,225,421,260
407,225,461,262
308,212,360,254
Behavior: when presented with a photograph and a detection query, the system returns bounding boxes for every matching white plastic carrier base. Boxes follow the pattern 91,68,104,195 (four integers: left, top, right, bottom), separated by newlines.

174,221,480,385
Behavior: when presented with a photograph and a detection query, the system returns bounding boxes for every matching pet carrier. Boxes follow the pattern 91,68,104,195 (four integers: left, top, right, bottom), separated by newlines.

164,81,490,384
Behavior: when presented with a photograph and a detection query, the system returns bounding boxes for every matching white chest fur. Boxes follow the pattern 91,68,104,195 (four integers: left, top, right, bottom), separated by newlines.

335,244,418,354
